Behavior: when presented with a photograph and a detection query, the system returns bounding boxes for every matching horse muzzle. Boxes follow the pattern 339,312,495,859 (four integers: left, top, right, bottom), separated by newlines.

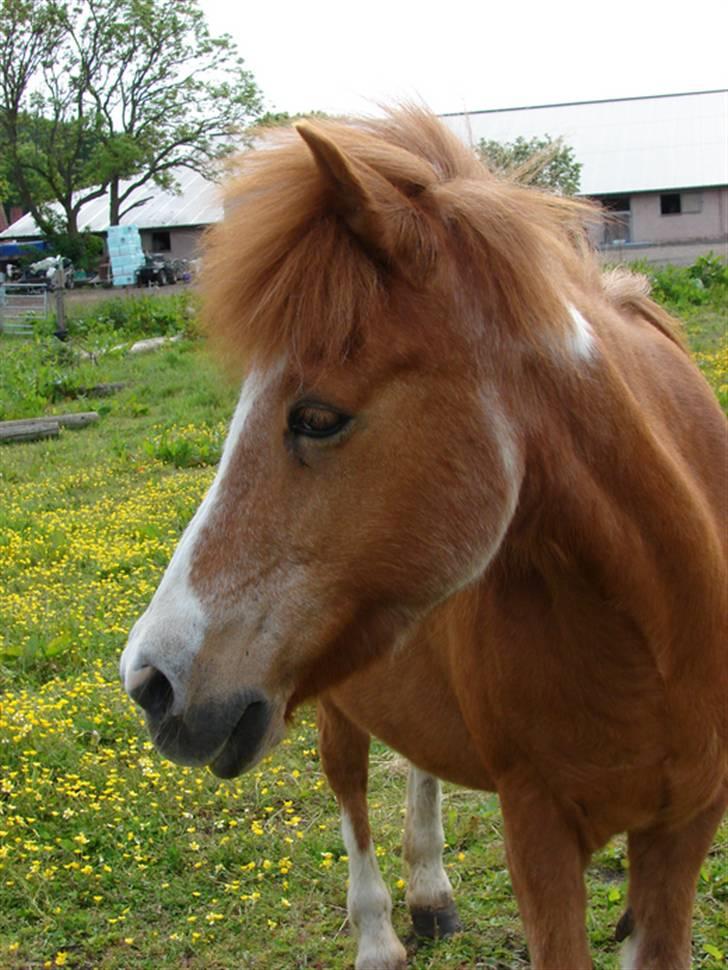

125,664,273,777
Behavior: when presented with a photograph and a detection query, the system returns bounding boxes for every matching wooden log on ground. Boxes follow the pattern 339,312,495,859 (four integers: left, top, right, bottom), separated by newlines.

84,382,127,398
0,419,60,444
53,411,100,429
0,411,99,444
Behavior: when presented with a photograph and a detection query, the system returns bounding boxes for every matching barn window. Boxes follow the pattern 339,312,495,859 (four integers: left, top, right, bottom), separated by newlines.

600,195,631,213
660,194,681,215
151,230,171,251
594,195,632,244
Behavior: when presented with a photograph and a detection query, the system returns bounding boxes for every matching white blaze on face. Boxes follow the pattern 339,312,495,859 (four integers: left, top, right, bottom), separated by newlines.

119,368,271,704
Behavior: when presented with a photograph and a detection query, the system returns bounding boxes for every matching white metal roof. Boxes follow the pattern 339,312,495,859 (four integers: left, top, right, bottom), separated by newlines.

0,166,224,239
3,91,726,240
442,90,728,196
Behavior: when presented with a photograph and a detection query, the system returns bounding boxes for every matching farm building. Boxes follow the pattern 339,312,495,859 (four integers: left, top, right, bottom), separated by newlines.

0,167,222,264
2,90,726,268
443,88,728,266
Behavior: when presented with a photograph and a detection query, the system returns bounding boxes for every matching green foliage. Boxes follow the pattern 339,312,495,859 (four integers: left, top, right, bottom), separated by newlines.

49,230,105,272
477,134,582,194
631,252,728,312
143,421,226,468
254,109,331,129
0,293,199,419
0,338,100,420
67,291,199,340
0,0,263,234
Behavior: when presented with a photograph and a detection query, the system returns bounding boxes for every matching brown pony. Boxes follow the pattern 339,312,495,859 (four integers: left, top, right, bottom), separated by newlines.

120,107,727,969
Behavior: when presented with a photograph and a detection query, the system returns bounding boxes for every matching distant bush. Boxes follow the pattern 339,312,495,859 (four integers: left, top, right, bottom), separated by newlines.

631,253,728,312
66,291,200,342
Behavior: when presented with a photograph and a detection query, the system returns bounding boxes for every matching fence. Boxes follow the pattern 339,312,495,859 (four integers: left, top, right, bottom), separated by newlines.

0,283,50,335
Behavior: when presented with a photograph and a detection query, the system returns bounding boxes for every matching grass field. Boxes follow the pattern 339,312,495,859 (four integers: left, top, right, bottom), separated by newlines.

0,293,726,969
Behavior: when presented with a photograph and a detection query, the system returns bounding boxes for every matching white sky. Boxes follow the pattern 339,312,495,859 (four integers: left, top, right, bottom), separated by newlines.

199,0,728,117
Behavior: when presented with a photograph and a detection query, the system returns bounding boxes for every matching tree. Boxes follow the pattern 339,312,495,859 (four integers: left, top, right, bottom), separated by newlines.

0,1,69,233
477,135,581,195
253,109,331,128
0,0,263,236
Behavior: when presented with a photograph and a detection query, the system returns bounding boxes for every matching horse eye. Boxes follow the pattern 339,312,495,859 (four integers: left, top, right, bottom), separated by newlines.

288,404,350,439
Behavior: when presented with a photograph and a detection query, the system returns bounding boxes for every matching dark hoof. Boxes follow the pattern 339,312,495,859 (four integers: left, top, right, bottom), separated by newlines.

410,901,462,940
615,906,635,943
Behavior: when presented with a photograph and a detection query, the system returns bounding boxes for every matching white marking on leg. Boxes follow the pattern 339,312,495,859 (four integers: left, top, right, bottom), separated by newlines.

119,367,274,698
620,931,641,970
403,766,455,913
341,810,406,970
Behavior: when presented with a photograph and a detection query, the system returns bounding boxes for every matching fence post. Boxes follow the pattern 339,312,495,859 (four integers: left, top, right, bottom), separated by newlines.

53,267,67,341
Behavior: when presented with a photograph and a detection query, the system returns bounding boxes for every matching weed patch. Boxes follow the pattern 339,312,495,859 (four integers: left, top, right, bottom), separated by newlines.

142,422,227,468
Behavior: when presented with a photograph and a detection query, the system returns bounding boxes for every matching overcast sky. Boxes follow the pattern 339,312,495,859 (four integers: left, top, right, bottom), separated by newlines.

199,0,727,117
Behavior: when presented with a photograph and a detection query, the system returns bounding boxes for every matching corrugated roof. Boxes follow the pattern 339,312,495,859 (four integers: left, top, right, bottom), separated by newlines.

0,166,224,239
3,91,726,240
442,90,728,196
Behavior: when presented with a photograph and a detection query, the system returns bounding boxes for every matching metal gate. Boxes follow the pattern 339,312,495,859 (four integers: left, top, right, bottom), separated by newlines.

0,283,49,335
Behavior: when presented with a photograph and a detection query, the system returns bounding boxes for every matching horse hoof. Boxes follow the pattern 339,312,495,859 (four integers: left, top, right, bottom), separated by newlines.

410,901,462,939
355,935,408,970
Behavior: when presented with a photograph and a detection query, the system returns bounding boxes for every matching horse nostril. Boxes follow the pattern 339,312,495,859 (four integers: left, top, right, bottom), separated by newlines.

128,665,174,720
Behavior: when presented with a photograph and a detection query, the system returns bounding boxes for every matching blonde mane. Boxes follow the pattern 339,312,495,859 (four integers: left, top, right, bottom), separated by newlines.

201,106,605,371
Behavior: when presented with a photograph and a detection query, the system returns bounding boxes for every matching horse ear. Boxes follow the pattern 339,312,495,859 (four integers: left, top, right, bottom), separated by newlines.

296,122,429,279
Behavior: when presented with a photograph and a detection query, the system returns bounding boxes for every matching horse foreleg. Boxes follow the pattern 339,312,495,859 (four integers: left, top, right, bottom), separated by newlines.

317,699,407,970
619,783,727,970
403,765,462,939
499,772,593,970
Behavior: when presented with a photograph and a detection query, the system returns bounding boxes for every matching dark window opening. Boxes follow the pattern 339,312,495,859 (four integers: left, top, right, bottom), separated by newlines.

151,230,171,251
593,196,631,244
598,195,631,213
660,193,681,215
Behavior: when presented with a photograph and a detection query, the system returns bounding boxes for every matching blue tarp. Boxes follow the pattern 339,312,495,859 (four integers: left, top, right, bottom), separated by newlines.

0,241,49,258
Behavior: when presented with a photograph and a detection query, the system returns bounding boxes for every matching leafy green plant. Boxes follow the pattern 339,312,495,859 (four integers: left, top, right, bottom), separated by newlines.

477,134,582,194
630,252,728,313
142,421,226,468
0,338,98,419
688,252,728,289
66,292,199,342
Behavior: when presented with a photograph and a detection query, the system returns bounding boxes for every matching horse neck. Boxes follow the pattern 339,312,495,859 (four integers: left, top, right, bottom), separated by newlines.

490,334,726,677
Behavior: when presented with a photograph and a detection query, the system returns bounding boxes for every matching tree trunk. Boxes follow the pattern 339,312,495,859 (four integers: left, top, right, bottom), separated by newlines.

109,177,120,225
66,199,79,237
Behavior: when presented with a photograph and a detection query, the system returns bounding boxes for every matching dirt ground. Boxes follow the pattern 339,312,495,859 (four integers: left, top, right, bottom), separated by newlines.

64,281,195,311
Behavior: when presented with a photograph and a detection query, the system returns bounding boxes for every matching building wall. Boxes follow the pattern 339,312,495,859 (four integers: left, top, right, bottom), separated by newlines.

631,187,727,243
593,187,728,265
139,227,205,261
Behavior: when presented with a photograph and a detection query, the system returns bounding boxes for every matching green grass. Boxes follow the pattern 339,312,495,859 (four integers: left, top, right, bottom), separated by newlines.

1,297,727,969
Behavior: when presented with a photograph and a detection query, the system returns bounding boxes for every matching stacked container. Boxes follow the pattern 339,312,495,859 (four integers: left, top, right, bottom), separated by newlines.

107,226,144,287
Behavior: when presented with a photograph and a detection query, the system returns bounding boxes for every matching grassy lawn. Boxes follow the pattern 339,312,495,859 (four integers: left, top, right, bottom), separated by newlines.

0,293,726,969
